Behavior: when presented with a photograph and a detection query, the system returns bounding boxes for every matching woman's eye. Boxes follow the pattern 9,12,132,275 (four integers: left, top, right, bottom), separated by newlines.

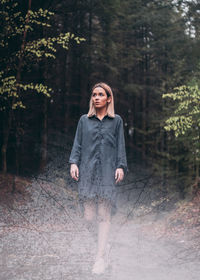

92,92,104,97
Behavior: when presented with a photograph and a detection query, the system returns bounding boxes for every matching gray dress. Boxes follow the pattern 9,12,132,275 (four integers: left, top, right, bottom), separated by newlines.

69,113,128,206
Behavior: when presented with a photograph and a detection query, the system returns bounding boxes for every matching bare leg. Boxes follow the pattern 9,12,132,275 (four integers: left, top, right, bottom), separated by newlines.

91,198,112,274
83,199,96,221
83,199,96,236
96,198,111,259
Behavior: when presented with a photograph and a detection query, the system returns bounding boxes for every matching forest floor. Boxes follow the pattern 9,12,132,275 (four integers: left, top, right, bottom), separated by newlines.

0,164,200,280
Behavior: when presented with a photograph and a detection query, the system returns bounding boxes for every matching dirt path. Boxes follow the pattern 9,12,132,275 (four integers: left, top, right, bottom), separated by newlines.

0,170,199,280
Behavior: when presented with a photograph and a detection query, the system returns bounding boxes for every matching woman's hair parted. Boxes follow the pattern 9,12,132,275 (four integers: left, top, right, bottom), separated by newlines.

87,82,115,118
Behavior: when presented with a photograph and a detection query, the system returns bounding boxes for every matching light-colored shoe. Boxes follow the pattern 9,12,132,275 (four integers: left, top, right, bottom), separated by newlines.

92,257,105,275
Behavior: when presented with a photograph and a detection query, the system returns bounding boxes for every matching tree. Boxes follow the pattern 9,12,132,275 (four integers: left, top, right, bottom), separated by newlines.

0,0,85,174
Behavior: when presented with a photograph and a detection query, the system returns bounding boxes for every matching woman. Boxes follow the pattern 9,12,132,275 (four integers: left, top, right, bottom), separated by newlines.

69,82,127,274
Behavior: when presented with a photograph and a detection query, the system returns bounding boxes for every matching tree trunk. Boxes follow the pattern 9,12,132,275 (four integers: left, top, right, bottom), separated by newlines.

1,111,12,173
39,97,48,172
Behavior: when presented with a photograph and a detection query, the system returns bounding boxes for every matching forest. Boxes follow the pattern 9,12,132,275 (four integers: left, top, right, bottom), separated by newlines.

0,0,200,278
0,0,200,193
1,0,199,195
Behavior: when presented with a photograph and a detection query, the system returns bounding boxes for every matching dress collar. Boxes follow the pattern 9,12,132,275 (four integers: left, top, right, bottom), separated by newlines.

88,112,114,119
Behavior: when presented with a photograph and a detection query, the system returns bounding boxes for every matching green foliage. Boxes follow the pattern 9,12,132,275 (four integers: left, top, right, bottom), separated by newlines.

162,84,200,166
163,85,200,136
0,72,53,110
0,0,85,111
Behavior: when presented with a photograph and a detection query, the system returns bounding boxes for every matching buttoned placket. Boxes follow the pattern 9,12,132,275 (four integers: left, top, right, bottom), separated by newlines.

94,116,105,185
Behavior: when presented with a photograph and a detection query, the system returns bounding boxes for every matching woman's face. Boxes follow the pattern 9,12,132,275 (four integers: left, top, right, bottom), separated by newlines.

92,87,111,110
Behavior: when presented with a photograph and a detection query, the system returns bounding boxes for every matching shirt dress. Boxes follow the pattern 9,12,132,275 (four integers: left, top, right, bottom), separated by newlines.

69,113,128,206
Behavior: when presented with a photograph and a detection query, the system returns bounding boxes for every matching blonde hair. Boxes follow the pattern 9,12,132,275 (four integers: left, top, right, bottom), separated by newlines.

87,82,115,118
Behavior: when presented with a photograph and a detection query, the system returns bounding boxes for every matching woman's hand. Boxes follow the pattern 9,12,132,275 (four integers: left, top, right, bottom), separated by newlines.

115,168,124,183
70,164,79,181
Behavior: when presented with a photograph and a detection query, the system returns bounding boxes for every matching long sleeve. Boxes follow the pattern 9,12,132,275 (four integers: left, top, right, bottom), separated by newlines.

116,117,128,175
69,116,83,166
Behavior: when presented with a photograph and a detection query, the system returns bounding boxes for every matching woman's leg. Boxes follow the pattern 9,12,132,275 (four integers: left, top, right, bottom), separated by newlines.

83,198,96,222
96,198,111,259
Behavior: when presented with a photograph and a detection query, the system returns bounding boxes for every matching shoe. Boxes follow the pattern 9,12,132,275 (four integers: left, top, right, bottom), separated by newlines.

92,257,105,275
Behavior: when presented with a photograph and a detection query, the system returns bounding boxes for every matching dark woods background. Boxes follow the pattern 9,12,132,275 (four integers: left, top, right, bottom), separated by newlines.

1,0,200,196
